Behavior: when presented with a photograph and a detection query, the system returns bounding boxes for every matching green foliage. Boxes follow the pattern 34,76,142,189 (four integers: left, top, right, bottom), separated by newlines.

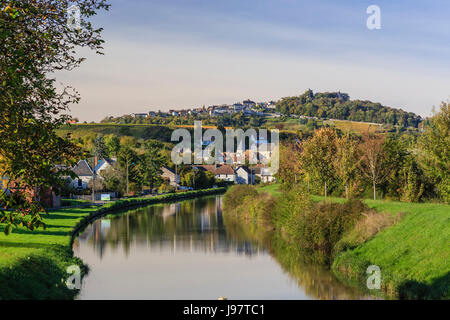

0,0,109,232
418,102,450,203
158,183,176,194
92,135,108,159
276,90,422,127
299,127,338,197
223,185,259,211
136,141,167,191
180,168,215,190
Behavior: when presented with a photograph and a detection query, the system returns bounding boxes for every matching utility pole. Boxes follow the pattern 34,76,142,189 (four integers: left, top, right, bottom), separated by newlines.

175,163,178,191
92,157,96,203
126,157,129,197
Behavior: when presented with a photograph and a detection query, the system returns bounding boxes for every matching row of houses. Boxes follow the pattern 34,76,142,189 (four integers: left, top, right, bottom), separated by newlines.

132,100,280,119
71,158,275,190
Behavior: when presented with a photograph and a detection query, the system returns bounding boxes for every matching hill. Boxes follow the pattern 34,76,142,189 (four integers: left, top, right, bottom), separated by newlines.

276,90,422,128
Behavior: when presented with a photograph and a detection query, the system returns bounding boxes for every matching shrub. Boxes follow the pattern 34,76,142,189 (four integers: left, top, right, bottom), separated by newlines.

158,183,176,194
223,185,258,211
277,198,366,264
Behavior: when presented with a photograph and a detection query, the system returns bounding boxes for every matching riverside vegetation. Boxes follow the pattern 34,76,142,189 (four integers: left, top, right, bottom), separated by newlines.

223,184,449,299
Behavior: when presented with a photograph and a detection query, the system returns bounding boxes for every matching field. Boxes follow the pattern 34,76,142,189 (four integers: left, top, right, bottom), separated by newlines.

56,123,177,142
58,118,387,143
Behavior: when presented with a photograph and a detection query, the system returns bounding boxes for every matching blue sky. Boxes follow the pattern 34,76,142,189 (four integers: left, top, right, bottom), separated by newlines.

61,0,450,121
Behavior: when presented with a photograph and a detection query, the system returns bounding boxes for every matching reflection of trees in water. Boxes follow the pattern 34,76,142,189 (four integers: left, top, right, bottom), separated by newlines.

76,196,263,258
223,213,374,300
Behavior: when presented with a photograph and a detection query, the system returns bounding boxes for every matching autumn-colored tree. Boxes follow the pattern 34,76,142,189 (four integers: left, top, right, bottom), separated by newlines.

277,140,303,189
300,128,338,197
357,132,393,200
418,102,450,202
333,133,359,199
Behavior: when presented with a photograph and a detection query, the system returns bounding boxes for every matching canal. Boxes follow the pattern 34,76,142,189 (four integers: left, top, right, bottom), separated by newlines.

73,195,372,299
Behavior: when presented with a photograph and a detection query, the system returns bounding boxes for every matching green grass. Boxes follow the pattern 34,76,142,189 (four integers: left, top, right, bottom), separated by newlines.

0,206,98,299
332,201,450,299
257,184,282,197
0,188,226,300
258,183,450,299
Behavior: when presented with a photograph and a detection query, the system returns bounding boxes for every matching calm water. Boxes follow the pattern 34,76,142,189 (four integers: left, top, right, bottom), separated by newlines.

73,195,371,300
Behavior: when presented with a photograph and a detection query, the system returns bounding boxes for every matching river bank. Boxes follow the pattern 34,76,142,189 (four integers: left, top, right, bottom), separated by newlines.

223,184,450,299
0,188,226,300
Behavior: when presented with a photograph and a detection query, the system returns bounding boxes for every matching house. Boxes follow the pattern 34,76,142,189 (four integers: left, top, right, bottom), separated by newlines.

233,103,244,112
95,158,116,176
243,99,256,108
71,160,94,189
193,164,235,183
213,165,235,182
161,166,180,187
235,166,254,184
254,164,276,183
132,113,148,118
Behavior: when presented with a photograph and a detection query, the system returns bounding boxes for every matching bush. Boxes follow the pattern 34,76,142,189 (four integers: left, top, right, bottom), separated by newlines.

276,196,366,264
158,183,176,194
223,185,258,211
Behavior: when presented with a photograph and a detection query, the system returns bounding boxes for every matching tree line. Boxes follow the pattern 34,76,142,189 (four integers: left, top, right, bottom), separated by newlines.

277,102,449,203
276,90,422,128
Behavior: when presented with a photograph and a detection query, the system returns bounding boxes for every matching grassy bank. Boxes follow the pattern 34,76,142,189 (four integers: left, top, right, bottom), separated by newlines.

0,188,225,300
228,184,450,299
332,201,449,299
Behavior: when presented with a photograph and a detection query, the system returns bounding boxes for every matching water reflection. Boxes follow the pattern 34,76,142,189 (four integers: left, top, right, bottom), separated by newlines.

74,196,373,300
74,197,263,258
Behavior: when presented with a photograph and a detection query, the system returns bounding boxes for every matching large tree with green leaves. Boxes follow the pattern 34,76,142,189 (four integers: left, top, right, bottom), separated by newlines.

299,128,338,197
137,141,167,192
0,0,109,233
418,102,450,203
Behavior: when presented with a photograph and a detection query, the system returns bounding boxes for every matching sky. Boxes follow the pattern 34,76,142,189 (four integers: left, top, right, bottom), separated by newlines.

59,0,450,122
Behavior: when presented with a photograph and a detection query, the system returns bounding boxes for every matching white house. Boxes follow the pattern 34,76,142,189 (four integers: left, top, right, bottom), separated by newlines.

71,160,93,189
161,166,180,187
95,158,116,176
235,166,253,184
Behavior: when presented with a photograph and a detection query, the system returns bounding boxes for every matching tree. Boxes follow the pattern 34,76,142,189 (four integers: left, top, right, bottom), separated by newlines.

333,133,359,199
104,134,121,157
92,135,108,159
117,146,138,196
137,141,166,192
357,132,393,200
180,168,214,189
0,1,109,233
418,102,450,202
277,140,303,189
299,128,338,197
